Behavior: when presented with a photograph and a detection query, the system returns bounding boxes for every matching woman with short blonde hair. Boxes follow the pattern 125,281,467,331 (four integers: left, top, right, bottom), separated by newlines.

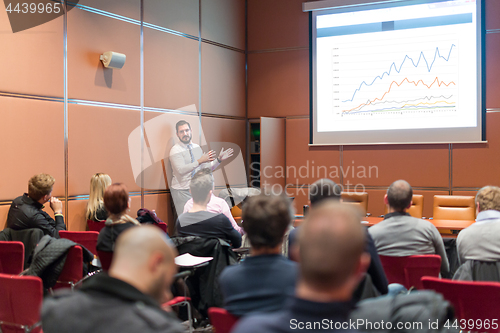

86,173,112,222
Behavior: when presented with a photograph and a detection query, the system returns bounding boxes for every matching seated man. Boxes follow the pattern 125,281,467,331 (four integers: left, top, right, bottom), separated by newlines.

176,169,242,248
183,192,244,235
6,173,66,237
42,225,184,333
232,202,370,333
219,194,298,316
457,186,500,264
369,179,449,277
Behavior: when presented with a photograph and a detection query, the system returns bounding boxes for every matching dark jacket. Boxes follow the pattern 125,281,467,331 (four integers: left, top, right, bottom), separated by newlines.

27,235,93,289
6,194,66,238
42,273,184,333
0,227,44,268
172,236,238,316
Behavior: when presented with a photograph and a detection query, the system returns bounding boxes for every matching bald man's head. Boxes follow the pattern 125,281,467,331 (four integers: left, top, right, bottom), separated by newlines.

298,202,366,292
110,225,178,303
387,180,413,212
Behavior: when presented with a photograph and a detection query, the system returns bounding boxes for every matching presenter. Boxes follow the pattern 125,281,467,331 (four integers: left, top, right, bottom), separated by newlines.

169,120,233,217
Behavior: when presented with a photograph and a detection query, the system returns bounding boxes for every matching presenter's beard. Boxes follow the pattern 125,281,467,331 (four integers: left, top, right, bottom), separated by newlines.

179,134,192,144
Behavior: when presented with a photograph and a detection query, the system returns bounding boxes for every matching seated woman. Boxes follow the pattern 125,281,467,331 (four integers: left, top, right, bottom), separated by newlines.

86,173,112,223
96,183,140,252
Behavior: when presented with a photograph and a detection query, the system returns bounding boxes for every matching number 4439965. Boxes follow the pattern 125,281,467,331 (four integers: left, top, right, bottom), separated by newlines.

6,2,61,14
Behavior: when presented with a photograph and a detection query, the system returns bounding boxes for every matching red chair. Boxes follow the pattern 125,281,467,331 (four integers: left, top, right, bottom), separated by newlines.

97,250,114,271
208,307,239,333
156,222,168,234
422,277,500,333
59,231,99,256
0,241,24,275
52,245,83,291
0,273,43,333
379,254,441,289
87,219,106,233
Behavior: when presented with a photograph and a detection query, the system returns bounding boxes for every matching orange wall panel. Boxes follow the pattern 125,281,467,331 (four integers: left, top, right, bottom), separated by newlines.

68,8,140,105
145,0,199,36
486,0,500,31
68,104,140,195
202,44,245,117
78,0,140,20
248,50,309,118
453,112,500,188
0,97,64,200
144,193,173,228
144,29,199,110
248,0,308,51
0,205,11,230
285,118,340,185
0,7,63,97
201,117,246,159
342,144,449,188
201,0,245,50
486,33,500,109
67,199,89,231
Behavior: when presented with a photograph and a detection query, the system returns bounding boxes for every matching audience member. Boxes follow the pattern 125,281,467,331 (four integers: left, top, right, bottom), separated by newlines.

42,225,184,333
86,173,112,222
176,169,241,248
232,202,370,333
183,192,244,235
369,180,449,276
96,183,140,252
6,173,66,237
457,186,500,264
289,178,388,296
219,194,297,316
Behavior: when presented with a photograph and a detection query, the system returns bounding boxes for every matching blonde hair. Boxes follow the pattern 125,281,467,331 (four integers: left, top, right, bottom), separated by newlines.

476,186,500,212
28,174,55,201
86,173,112,221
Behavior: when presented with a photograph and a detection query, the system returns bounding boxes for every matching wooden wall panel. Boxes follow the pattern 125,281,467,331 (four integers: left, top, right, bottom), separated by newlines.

285,118,340,185
247,0,308,51
144,0,199,36
78,0,140,20
67,199,88,231
0,7,63,97
0,205,11,230
486,33,500,109
0,97,64,200
248,50,309,118
201,0,245,50
201,117,246,158
343,145,449,188
453,112,500,188
486,0,500,30
144,30,199,110
202,44,245,117
144,193,173,229
68,8,140,105
68,104,140,196
285,186,310,216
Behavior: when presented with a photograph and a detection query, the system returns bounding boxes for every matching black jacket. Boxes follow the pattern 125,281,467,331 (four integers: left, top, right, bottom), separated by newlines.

42,273,184,333
0,227,44,268
6,194,66,238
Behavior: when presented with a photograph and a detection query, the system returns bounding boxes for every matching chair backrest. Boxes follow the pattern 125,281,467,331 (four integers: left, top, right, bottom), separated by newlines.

341,192,368,215
97,250,114,271
53,245,83,290
231,205,242,218
155,222,168,234
384,194,424,218
379,255,441,290
208,307,239,333
0,273,43,333
59,231,99,256
422,277,500,333
0,241,24,275
433,195,475,220
87,219,106,233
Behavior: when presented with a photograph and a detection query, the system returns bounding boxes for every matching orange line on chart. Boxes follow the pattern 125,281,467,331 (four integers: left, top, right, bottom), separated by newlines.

401,100,456,108
342,77,456,113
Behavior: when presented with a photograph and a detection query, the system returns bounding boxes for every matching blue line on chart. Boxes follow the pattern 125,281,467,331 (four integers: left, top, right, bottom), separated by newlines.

341,44,456,103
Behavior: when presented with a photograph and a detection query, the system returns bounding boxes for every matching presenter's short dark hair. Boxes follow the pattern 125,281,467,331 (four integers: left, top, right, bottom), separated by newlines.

309,179,342,207
190,169,214,204
242,194,292,249
387,180,413,212
176,120,191,133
